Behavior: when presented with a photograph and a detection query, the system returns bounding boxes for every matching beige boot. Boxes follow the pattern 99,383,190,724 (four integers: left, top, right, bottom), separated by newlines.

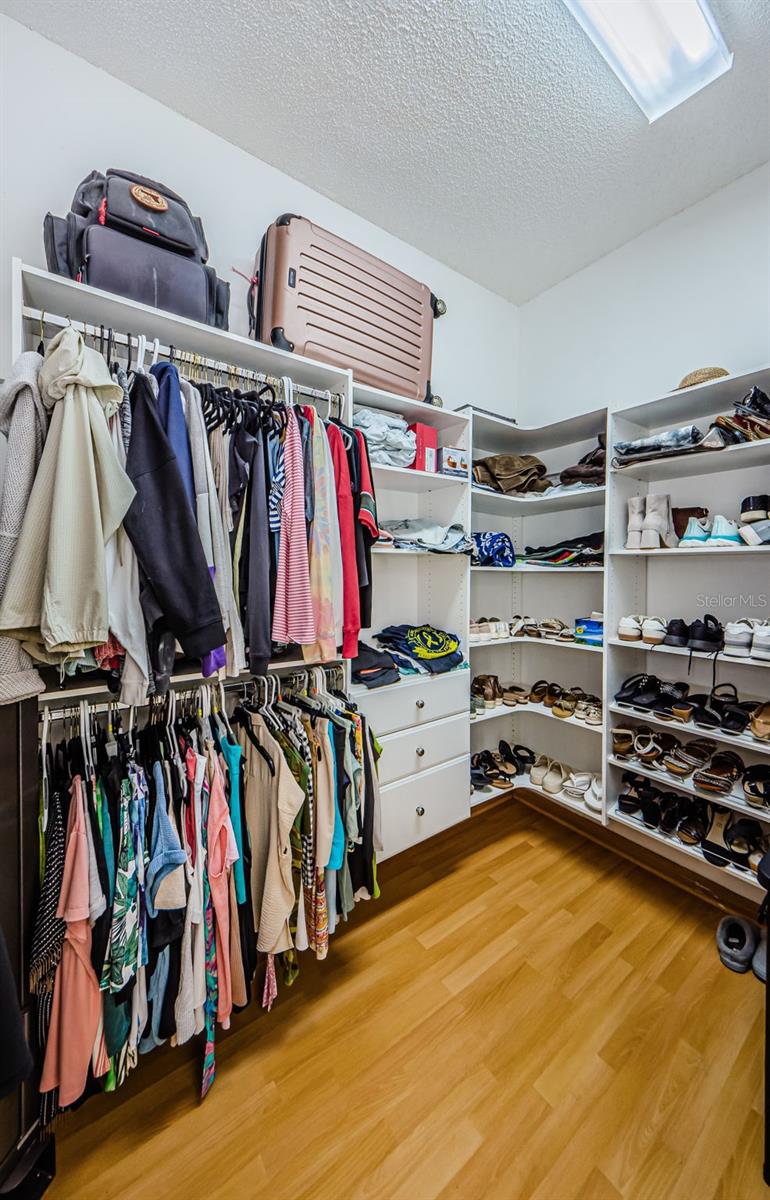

625,495,645,549
640,493,679,549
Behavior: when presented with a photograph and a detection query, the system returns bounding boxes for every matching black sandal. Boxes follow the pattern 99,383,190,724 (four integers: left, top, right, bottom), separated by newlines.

677,799,708,845
743,764,770,808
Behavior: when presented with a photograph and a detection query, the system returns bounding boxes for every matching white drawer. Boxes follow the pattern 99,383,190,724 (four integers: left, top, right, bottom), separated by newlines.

378,713,469,786
379,755,470,860
356,671,468,736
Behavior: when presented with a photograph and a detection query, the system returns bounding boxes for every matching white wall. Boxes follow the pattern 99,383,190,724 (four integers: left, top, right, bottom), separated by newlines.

517,164,770,423
0,15,519,414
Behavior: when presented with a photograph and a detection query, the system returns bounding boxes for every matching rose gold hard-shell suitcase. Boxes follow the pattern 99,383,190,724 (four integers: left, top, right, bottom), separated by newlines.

248,214,446,402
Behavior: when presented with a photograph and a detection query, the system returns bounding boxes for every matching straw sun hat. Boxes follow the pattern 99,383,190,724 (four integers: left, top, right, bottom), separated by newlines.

675,367,729,389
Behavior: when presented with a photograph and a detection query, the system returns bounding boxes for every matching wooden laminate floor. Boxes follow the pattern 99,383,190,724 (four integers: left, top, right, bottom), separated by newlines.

51,799,766,1200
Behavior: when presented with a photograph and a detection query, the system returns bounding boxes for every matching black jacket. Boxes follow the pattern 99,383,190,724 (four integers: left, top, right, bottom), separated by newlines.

124,374,225,658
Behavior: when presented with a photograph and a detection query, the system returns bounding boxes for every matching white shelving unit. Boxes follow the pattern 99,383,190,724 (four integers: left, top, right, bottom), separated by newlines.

604,362,770,901
462,405,607,823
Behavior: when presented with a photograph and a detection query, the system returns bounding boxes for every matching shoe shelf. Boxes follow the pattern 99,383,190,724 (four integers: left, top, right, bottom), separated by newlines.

470,635,602,653
609,807,764,902
611,437,770,482
513,774,604,823
607,703,770,758
607,756,770,823
474,702,602,732
604,360,770,899
606,638,770,669
471,484,606,517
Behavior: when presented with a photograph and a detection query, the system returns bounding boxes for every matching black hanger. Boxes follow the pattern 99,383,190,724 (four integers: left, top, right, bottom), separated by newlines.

232,704,275,776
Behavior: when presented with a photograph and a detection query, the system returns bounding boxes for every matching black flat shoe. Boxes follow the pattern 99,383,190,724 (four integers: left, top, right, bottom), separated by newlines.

614,673,651,706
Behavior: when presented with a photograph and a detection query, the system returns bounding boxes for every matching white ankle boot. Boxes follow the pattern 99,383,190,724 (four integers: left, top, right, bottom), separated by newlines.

625,496,645,550
640,493,679,549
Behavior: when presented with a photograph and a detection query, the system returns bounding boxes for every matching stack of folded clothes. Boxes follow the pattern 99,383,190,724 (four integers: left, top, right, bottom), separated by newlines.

353,407,416,467
472,453,551,495
522,530,604,568
612,383,770,469
559,435,605,487
375,624,464,675
351,642,400,689
378,518,471,554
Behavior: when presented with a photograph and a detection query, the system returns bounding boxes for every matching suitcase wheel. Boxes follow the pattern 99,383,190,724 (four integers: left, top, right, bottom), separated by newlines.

431,294,447,318
271,326,295,353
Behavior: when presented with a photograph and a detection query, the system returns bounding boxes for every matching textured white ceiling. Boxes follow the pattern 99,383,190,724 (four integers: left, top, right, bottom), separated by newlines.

2,0,768,302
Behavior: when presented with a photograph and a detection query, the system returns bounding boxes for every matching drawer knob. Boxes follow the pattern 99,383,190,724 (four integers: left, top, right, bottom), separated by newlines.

416,746,425,757
416,806,425,816
416,699,425,709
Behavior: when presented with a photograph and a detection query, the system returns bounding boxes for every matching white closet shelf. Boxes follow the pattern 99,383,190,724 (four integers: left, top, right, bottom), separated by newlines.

469,635,602,653
614,364,770,428
15,260,351,392
349,668,469,700
607,756,770,821
459,405,606,455
611,436,770,482
372,548,467,561
607,704,770,759
352,382,470,433
609,807,764,900
471,564,604,574
372,462,468,492
471,485,605,516
473,703,602,732
611,546,769,558
606,638,770,669
512,775,603,823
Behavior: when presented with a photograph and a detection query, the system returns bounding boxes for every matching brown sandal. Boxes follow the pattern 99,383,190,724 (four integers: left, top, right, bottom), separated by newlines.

529,679,548,704
502,685,529,706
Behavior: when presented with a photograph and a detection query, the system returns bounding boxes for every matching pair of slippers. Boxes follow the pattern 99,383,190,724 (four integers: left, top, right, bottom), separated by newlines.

716,916,766,980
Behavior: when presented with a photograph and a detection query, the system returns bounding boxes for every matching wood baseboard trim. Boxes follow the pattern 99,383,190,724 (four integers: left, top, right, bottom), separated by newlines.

509,785,758,919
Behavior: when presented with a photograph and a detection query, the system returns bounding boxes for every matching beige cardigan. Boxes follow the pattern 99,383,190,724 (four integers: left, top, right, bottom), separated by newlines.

0,328,135,664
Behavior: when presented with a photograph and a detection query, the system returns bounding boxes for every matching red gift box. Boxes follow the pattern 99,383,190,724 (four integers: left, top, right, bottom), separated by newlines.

408,422,438,473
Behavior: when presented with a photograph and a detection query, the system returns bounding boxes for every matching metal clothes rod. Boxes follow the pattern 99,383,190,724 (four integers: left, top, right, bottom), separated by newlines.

38,663,345,722
22,306,343,410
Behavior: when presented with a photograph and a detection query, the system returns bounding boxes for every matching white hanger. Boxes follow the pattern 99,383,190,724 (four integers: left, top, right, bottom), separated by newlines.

135,334,147,373
151,336,161,366
282,375,294,408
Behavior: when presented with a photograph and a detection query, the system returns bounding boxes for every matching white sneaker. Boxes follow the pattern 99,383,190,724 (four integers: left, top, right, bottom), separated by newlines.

740,520,770,547
706,515,743,547
618,614,644,641
679,516,711,547
641,616,667,645
752,623,770,661
724,618,757,657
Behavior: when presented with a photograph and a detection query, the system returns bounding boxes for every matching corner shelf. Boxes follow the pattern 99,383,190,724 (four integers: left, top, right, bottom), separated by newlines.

471,484,605,516
469,636,602,653
372,463,468,492
473,703,602,732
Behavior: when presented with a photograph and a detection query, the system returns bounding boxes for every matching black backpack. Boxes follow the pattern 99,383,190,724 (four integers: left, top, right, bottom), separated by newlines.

44,169,230,329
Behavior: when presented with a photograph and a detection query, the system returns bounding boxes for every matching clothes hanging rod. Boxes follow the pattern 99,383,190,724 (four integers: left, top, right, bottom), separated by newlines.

38,659,344,707
21,306,343,408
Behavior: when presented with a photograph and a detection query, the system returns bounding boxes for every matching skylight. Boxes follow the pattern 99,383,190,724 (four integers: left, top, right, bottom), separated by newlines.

561,0,734,122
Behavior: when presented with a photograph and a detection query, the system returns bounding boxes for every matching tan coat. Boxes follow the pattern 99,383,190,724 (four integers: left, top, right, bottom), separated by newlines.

0,328,135,664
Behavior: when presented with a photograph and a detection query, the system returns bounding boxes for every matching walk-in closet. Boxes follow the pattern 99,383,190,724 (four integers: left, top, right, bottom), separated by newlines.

0,2,769,1197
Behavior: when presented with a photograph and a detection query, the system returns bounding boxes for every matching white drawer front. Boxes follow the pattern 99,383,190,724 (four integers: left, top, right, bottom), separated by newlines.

357,671,468,736
379,755,470,860
378,713,469,786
